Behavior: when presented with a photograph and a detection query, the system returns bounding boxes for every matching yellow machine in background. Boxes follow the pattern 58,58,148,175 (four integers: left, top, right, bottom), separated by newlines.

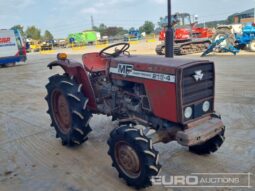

28,40,41,52
27,39,54,52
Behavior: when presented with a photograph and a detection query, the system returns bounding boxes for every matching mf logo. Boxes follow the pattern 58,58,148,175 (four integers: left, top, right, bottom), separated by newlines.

118,64,133,75
193,70,204,82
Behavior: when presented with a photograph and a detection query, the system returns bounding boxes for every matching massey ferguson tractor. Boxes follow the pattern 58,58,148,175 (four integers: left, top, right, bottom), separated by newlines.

156,13,214,55
45,42,225,188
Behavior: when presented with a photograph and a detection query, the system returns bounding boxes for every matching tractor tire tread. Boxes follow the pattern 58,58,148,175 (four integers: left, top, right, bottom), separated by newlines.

107,125,161,189
45,74,92,147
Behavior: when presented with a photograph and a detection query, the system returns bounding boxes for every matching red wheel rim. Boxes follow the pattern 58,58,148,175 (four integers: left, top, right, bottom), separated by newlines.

51,90,71,134
115,141,141,178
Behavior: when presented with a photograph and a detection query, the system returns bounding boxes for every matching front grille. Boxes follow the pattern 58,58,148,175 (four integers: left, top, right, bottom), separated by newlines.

182,63,214,105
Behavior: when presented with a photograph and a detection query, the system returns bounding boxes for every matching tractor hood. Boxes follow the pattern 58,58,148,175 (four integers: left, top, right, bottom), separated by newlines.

111,55,210,75
110,55,215,123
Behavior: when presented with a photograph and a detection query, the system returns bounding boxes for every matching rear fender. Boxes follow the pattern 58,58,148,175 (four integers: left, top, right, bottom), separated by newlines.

48,59,98,112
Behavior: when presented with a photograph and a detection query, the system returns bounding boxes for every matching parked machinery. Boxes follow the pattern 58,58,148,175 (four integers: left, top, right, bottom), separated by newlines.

156,13,214,55
202,23,255,56
124,29,142,41
26,39,41,52
0,29,27,66
41,40,53,51
236,23,255,51
68,31,100,46
45,43,225,188
55,39,68,48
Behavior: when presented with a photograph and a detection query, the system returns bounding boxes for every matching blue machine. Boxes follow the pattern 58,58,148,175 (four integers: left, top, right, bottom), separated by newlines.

235,23,255,47
201,35,239,57
202,23,255,57
124,29,142,41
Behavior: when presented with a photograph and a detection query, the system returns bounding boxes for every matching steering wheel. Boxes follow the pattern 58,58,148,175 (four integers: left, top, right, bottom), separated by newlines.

99,43,130,57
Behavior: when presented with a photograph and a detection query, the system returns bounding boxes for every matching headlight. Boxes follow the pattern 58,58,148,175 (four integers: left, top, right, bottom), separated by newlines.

184,107,193,119
202,101,210,112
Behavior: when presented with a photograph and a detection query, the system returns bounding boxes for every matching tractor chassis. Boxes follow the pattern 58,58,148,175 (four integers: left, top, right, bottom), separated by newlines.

118,114,225,146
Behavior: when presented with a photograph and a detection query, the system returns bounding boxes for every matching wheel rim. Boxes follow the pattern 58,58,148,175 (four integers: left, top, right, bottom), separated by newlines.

51,90,71,133
115,141,141,178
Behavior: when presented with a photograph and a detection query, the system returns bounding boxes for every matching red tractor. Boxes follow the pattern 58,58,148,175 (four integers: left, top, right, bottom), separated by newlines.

156,13,214,55
45,43,225,188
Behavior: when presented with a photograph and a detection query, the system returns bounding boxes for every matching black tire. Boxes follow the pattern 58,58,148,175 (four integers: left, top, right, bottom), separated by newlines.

155,44,165,55
236,44,246,50
189,129,225,155
212,28,235,50
45,74,92,146
107,125,161,189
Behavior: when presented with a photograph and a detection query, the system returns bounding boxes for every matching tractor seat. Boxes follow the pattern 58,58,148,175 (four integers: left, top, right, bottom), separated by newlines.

82,53,107,73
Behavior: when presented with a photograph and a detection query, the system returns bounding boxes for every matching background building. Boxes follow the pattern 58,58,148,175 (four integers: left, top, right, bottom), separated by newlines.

228,8,255,24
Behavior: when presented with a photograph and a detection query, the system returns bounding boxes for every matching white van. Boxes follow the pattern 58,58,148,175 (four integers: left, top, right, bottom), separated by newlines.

0,29,27,66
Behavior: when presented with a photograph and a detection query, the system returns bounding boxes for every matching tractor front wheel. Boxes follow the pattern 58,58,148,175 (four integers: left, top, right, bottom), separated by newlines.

189,129,225,155
107,125,161,189
45,74,92,146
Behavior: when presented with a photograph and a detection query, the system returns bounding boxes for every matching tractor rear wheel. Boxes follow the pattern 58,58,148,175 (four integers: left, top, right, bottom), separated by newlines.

45,74,92,146
189,129,225,155
107,125,161,189
212,28,235,51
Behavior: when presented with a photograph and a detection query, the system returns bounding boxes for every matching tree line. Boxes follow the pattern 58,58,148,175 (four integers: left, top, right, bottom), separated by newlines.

11,25,54,41
11,20,156,41
92,21,155,37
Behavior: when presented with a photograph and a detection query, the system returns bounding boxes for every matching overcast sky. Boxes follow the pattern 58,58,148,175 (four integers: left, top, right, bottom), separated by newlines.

1,0,255,38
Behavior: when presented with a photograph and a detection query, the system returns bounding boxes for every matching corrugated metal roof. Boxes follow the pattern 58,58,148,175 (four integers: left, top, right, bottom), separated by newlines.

229,8,255,17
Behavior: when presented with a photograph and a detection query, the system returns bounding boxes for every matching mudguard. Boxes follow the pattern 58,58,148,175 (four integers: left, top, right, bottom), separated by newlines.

48,59,98,112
